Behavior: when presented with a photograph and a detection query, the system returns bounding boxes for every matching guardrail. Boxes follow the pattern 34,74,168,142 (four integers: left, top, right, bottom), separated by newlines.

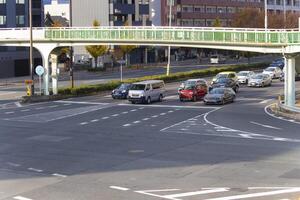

278,91,300,113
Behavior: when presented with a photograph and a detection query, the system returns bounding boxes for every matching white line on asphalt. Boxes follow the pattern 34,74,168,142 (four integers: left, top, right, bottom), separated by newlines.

52,173,67,178
15,102,22,107
112,114,119,117
130,109,137,112
28,168,43,173
80,122,88,125
21,109,30,112
102,117,109,120
164,95,178,100
49,105,59,108
133,121,141,124
164,188,229,199
123,124,131,127
13,196,32,200
139,107,145,110
6,162,21,167
63,104,71,106
250,121,282,130
91,119,99,123
56,100,109,105
239,134,253,138
5,111,14,114
151,115,159,118
0,92,17,96
122,111,128,114
135,189,181,199
168,110,174,113
264,104,300,125
259,99,273,104
118,103,219,109
205,187,300,200
142,118,150,121
35,107,45,110
110,186,130,191
160,113,166,116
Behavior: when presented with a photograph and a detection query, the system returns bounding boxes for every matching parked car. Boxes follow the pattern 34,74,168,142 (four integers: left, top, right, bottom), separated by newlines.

128,80,165,104
248,73,272,87
204,88,236,105
111,83,132,99
237,71,255,84
263,66,282,79
178,79,208,93
212,71,238,83
271,58,285,70
179,79,208,102
210,55,226,64
210,78,239,93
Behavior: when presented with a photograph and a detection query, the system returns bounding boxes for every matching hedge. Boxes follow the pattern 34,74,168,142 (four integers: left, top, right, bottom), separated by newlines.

58,62,269,96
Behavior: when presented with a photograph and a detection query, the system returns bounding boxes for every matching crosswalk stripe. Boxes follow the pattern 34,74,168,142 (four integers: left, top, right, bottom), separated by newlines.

164,188,229,199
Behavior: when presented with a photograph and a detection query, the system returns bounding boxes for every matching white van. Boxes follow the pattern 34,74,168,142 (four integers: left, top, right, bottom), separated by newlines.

128,80,166,104
210,55,226,64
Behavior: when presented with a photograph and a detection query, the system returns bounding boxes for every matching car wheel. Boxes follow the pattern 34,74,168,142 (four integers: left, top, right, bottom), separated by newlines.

246,79,248,84
112,96,116,99
158,94,163,102
261,82,265,87
131,101,136,104
179,97,184,102
222,99,226,105
192,96,197,102
146,97,151,104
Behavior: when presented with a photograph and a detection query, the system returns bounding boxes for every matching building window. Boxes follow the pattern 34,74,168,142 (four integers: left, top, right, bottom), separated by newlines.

16,0,25,4
0,16,6,25
16,15,25,25
0,0,6,4
206,6,216,13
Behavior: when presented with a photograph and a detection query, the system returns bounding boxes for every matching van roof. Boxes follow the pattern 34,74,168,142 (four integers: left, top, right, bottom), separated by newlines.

133,80,164,84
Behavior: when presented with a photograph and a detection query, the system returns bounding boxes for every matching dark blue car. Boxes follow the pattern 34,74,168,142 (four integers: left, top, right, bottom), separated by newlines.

112,83,132,99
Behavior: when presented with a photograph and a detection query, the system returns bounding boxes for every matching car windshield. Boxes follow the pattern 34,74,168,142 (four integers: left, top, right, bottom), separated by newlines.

209,88,225,94
265,68,275,72
211,56,218,59
238,72,249,76
253,74,264,79
215,78,229,84
118,84,130,90
131,84,145,90
216,74,228,79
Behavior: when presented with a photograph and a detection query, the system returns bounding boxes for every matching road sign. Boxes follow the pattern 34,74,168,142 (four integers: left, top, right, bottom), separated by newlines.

35,65,44,76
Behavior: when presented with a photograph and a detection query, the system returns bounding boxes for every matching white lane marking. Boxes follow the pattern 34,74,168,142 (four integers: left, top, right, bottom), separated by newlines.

49,105,58,108
102,117,109,120
28,168,43,173
21,109,30,112
133,121,141,124
151,115,159,118
6,162,21,167
160,113,166,116
239,134,253,139
112,114,119,117
205,187,300,200
0,92,17,96
5,111,14,114
110,186,130,191
35,107,45,110
135,189,181,199
13,196,32,200
139,107,145,110
164,188,229,199
164,95,178,100
264,104,300,125
250,121,282,130
91,119,99,123
104,95,111,98
63,104,71,106
56,100,109,105
122,111,128,114
123,124,131,127
130,109,137,112
142,118,150,121
52,173,67,178
80,122,88,125
260,99,273,104
15,102,22,107
168,110,174,113
118,103,219,109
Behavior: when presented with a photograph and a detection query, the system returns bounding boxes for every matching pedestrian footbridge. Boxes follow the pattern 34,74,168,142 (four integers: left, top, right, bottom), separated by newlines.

0,26,299,107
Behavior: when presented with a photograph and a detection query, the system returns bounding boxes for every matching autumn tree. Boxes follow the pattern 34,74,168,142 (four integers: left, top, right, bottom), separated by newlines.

85,20,108,68
119,21,137,67
213,17,222,27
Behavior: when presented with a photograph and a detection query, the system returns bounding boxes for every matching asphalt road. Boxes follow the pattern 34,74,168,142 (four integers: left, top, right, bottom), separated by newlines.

0,77,300,200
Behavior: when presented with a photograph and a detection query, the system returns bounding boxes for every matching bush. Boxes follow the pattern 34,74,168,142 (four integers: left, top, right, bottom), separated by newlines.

59,62,269,96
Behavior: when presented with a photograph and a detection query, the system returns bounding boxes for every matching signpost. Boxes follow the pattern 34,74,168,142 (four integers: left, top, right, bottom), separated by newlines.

35,65,45,95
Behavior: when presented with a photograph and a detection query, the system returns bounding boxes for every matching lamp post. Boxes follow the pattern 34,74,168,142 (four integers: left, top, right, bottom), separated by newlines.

166,0,173,76
29,0,34,96
69,0,74,88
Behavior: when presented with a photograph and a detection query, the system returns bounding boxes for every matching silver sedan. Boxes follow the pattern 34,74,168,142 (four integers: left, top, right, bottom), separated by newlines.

248,73,272,87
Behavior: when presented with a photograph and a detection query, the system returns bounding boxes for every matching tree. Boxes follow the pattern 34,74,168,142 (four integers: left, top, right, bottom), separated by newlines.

213,17,222,27
119,21,137,67
85,20,108,68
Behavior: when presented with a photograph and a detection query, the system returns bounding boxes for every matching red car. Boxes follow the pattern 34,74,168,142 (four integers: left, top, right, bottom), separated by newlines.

179,79,208,101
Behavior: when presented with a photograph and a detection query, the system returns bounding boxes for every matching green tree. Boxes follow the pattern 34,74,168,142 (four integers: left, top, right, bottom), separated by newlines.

213,17,222,27
85,20,108,68
119,21,137,67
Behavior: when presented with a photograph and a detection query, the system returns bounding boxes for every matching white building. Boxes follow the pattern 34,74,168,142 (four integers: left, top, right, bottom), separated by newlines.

267,0,300,12
44,0,70,21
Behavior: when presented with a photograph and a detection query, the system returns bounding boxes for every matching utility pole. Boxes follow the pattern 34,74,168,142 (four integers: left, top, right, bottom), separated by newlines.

69,0,74,88
29,0,34,96
166,0,173,76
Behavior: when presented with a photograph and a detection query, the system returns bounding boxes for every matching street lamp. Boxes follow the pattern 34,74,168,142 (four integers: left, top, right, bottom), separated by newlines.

69,0,74,88
29,0,34,96
166,0,173,76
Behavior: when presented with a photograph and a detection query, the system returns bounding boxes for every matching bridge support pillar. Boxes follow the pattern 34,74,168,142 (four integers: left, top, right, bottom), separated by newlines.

284,55,296,107
34,44,57,96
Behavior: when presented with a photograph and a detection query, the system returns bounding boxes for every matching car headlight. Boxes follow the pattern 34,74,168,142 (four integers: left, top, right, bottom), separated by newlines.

112,90,115,93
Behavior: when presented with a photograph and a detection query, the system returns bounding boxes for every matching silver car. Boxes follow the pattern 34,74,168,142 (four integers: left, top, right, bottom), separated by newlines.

248,73,272,87
237,71,255,84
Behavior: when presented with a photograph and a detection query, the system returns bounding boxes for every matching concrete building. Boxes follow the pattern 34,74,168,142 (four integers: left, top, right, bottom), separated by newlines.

44,0,69,21
0,0,43,78
267,0,300,12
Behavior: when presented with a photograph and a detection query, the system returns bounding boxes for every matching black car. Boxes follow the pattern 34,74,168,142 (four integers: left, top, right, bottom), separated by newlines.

204,88,236,105
209,78,239,93
111,83,132,99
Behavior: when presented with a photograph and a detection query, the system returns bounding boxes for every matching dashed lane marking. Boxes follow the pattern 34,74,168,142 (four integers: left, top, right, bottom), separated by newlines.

80,122,88,125
52,173,67,178
110,186,130,191
6,162,21,167
21,109,30,112
49,105,59,108
118,103,219,109
133,121,141,124
142,118,150,121
112,114,119,117
56,100,109,105
27,168,43,173
5,111,14,114
102,117,110,120
250,121,282,130
13,196,33,200
123,124,131,127
164,188,229,199
91,119,99,123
